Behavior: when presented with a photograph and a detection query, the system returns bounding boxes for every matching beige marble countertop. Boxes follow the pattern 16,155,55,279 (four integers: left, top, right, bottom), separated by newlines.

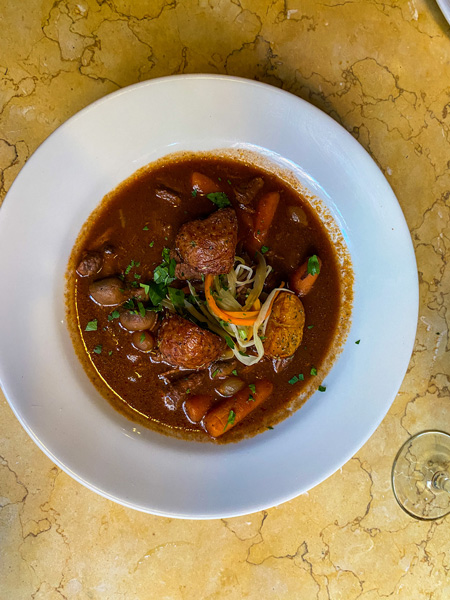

1,1,450,598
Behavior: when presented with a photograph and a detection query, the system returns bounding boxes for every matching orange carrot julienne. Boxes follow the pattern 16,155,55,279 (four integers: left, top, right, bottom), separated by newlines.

290,256,322,297
184,394,215,423
191,172,221,195
203,379,274,438
204,274,258,326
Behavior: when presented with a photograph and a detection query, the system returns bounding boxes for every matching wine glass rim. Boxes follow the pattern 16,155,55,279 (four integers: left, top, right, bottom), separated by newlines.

391,429,450,521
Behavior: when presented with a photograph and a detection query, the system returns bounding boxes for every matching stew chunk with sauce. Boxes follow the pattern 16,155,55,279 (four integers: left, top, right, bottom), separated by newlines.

67,154,343,443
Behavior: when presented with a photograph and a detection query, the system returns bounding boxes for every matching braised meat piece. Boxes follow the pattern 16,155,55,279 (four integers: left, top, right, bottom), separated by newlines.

263,293,305,359
234,177,264,207
76,251,103,277
158,314,225,369
175,208,238,275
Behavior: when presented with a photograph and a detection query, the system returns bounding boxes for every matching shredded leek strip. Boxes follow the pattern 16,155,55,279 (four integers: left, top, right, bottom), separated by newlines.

243,252,267,311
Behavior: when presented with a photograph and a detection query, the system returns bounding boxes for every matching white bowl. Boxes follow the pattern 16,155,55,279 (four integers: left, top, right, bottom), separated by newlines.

0,75,418,518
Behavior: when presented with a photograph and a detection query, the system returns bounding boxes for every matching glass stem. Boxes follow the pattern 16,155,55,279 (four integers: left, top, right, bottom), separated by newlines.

431,471,450,493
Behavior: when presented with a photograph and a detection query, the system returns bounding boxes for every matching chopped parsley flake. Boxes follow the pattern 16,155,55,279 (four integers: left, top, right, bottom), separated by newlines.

212,369,219,378
355,339,361,344
231,369,238,376
318,385,326,392
260,245,269,254
107,310,120,321
298,373,304,381
224,409,236,432
134,273,141,279
307,325,314,329
140,283,150,295
108,350,113,356
190,240,197,247
142,225,149,231
85,319,98,332
206,192,231,208
125,260,135,275
249,383,256,394
288,375,299,385
225,335,235,349
310,367,317,376
267,426,274,430
137,301,146,318
93,344,102,354
307,255,321,276
192,189,198,197
149,241,154,248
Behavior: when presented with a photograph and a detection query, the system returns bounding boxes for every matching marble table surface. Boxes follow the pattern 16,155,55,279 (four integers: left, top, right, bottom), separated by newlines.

1,1,449,598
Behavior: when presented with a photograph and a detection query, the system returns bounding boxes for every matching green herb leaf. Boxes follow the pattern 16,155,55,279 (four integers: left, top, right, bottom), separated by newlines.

238,329,247,340
192,189,198,197
137,301,146,318
225,335,235,349
267,426,274,430
227,179,231,185
85,319,98,332
298,373,304,381
108,350,113,356
212,369,219,378
310,367,317,376
134,273,141,280
224,409,236,432
186,388,190,394
147,281,167,307
206,192,231,208
140,332,146,343
318,385,326,392
355,339,361,344
307,325,314,329
190,240,197,247
307,255,321,276
123,299,135,310
288,375,299,385
140,283,150,295
249,383,256,394
238,351,248,357
143,225,149,231
125,260,135,275
168,287,185,308
248,394,255,402
93,344,102,354
260,245,269,254
231,369,238,376
149,241,154,248
108,310,120,321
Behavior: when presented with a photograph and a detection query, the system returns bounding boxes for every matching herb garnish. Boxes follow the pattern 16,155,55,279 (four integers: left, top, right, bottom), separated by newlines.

85,319,98,332
93,344,102,354
140,333,146,343
318,385,326,392
137,301,146,318
206,192,231,208
140,283,150,295
355,340,361,344
224,409,236,431
288,375,299,385
267,426,274,430
249,383,256,394
125,260,135,275
225,335,235,349
192,189,198,197
142,225,149,231
107,310,120,321
310,367,317,376
231,369,238,376
212,369,220,378
260,245,269,254
108,350,113,356
307,325,314,329
149,241,154,248
307,255,321,276
168,287,185,309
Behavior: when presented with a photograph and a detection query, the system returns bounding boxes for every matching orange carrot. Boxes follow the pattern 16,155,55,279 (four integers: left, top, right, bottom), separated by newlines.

191,172,221,195
203,379,274,438
204,274,259,326
250,191,280,251
184,394,215,423
290,256,322,296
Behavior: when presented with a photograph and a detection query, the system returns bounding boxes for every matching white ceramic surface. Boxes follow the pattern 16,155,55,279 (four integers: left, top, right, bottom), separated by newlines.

436,0,450,25
0,75,418,518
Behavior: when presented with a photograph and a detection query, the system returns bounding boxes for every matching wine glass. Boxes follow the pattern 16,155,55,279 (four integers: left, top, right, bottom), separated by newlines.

391,430,450,520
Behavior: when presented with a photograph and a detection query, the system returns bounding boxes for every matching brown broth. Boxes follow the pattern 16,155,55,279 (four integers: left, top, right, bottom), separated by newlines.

66,152,352,443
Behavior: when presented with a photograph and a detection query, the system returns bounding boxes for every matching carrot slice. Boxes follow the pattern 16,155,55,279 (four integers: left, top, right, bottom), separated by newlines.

191,172,221,195
290,256,322,296
204,274,258,326
247,191,280,252
184,394,214,423
203,379,273,437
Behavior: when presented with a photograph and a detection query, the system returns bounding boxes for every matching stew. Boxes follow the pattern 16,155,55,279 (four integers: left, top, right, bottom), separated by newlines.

66,152,352,443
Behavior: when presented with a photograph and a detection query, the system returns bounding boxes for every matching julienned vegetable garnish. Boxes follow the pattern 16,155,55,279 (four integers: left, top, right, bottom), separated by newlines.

71,155,344,443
